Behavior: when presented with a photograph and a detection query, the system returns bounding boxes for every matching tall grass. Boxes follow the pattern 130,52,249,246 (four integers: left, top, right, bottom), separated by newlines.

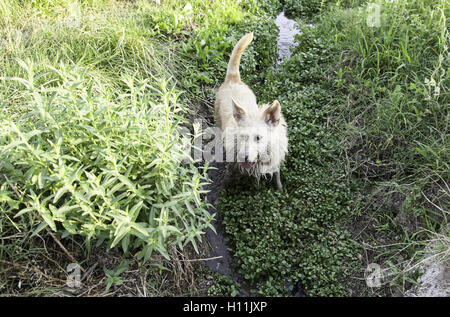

326,0,448,209
0,0,186,107
322,0,449,293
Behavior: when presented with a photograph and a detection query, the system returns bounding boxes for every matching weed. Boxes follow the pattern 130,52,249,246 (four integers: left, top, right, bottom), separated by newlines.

1,60,214,261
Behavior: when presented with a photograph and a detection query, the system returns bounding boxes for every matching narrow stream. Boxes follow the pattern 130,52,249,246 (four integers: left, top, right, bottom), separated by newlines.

204,11,304,297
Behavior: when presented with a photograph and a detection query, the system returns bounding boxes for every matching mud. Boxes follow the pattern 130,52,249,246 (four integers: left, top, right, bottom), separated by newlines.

203,161,253,296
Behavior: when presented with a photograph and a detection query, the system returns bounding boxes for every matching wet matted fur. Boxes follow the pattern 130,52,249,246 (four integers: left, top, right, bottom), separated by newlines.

214,32,288,190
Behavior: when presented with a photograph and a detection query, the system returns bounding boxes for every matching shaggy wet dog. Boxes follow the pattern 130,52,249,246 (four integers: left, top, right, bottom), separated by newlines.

214,32,288,190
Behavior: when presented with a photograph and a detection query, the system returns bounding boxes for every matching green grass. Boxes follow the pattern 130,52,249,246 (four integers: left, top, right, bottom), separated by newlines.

326,0,449,295
1,0,448,297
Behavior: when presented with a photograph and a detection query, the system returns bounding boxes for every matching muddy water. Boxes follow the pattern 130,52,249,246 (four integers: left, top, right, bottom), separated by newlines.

203,162,252,296
203,12,305,297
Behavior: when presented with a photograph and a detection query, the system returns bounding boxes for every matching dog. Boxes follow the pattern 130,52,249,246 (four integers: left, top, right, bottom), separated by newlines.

214,32,288,190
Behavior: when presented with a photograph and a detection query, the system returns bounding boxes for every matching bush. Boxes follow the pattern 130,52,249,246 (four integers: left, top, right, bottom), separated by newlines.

0,61,213,260
284,0,328,19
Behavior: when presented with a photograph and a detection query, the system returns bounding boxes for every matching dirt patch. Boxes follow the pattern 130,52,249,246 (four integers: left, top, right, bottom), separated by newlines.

405,226,450,297
202,161,252,296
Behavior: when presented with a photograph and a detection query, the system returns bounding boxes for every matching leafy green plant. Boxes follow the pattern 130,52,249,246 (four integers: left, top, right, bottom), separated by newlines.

207,273,240,297
284,0,328,20
104,259,130,293
0,60,214,261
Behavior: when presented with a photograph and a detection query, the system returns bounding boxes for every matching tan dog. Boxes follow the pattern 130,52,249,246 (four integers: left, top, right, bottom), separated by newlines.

214,32,288,190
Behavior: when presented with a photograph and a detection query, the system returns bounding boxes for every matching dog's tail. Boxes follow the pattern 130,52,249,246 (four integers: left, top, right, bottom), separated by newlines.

225,32,253,83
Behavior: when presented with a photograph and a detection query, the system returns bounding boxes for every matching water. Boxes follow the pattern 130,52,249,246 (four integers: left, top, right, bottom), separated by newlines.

275,11,301,66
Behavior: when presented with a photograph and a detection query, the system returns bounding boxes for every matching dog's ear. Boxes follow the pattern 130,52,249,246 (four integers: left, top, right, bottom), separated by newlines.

232,97,247,122
264,100,281,126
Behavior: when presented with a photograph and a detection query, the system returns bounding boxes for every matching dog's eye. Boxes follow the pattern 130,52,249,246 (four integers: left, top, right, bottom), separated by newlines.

255,135,262,142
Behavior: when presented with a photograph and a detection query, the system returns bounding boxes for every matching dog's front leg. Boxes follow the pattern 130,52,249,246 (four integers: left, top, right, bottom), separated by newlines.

273,170,282,191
